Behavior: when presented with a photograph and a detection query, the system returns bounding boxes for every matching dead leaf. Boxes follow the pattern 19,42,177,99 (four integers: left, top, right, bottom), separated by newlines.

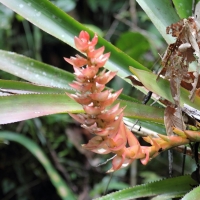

158,7,200,134
164,105,185,135
159,16,200,102
126,75,144,86
181,72,200,90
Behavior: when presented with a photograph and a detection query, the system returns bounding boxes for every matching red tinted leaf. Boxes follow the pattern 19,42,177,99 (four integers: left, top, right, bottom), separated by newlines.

0,94,83,124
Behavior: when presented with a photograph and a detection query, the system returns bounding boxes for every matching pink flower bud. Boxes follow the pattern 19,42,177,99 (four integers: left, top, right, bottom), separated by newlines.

97,104,124,121
88,46,105,58
80,66,99,78
83,105,104,115
95,70,117,84
69,93,92,105
90,90,110,101
64,55,87,67
101,89,123,107
93,52,110,68
69,81,93,92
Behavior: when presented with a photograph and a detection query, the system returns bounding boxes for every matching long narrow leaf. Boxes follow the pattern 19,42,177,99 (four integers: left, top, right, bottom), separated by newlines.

0,50,74,88
0,93,164,124
172,0,192,18
0,79,71,94
0,131,76,200
124,117,166,135
136,0,180,44
0,78,142,105
119,100,164,124
129,67,200,110
96,175,197,200
0,94,82,124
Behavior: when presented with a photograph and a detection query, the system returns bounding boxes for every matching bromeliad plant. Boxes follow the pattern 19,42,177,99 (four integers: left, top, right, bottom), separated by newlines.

1,0,200,199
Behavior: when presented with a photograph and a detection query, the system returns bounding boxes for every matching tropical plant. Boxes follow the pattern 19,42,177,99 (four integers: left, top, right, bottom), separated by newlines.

0,0,200,199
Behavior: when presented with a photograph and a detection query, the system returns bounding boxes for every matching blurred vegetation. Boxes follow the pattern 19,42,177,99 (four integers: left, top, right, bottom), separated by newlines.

0,0,196,199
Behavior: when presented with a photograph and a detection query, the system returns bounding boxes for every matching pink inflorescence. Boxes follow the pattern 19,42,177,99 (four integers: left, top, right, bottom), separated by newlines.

64,31,186,172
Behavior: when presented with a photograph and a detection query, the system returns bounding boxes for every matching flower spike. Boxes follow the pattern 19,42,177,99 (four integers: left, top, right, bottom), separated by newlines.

66,30,179,172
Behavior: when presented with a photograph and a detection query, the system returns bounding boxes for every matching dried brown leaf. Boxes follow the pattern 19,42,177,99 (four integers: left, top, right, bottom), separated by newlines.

164,105,185,136
164,106,175,135
126,75,144,86
159,10,200,135
181,72,200,90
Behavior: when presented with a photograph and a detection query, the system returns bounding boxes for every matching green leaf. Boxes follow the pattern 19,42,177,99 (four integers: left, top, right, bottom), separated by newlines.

136,0,180,44
129,67,200,110
0,49,150,104
0,94,83,124
124,117,166,135
182,185,200,200
0,50,74,89
119,100,164,124
0,79,72,94
96,175,198,200
0,93,164,124
0,50,143,104
0,131,76,200
0,0,149,84
84,24,104,37
51,0,77,12
0,78,143,107
172,0,192,19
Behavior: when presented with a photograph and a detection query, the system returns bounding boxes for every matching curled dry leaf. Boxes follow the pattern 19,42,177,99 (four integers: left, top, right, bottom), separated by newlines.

126,75,144,86
164,105,185,136
181,72,200,90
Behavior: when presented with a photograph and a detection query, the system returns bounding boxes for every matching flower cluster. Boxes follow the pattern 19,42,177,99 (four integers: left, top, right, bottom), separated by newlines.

65,31,194,172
